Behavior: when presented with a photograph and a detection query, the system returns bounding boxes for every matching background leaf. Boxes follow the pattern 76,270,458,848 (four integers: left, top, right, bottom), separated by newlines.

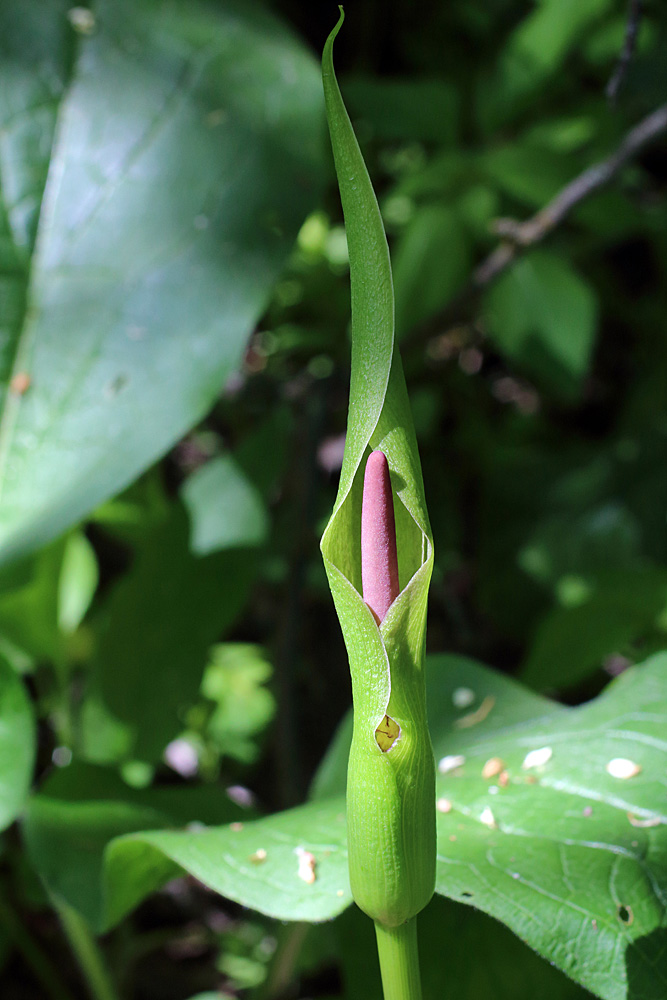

91,505,257,762
482,250,598,401
0,658,34,832
181,454,269,556
0,0,323,567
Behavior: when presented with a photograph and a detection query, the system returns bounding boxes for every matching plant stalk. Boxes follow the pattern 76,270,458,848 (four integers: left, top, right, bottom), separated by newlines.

0,894,77,1000
56,900,120,1000
374,918,423,1000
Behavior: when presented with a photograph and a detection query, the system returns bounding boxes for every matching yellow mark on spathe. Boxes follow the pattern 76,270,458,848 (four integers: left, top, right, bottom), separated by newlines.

375,714,400,752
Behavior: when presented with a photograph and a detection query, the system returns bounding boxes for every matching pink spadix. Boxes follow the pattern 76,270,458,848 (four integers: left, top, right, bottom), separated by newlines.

361,450,400,624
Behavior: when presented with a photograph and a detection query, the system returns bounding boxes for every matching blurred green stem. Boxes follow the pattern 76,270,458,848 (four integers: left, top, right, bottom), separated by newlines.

253,921,309,999
56,899,119,1000
0,893,77,1000
374,919,423,1000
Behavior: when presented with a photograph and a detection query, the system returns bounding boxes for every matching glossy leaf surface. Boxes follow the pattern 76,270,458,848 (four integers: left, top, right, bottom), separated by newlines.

314,653,667,1000
25,653,665,1000
0,0,322,567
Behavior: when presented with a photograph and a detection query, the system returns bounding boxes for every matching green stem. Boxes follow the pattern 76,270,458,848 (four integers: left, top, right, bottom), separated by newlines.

253,921,309,999
0,894,77,1000
56,900,120,1000
374,918,423,1000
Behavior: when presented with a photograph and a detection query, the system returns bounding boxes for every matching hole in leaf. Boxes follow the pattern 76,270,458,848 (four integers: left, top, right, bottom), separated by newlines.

617,904,634,925
375,715,400,752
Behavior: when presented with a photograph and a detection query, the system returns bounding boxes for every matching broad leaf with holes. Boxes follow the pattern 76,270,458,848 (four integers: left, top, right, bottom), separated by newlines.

0,0,322,567
315,652,667,1000
28,652,666,1000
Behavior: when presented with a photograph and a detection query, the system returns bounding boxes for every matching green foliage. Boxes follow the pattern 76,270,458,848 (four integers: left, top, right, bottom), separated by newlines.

483,250,597,400
20,656,665,998
0,658,34,831
0,0,666,997
0,0,323,567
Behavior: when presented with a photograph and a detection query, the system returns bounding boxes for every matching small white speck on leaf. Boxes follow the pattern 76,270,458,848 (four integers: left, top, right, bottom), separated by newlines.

249,849,267,864
583,805,593,817
438,754,465,774
336,889,345,897
295,847,317,884
480,807,497,829
437,797,453,813
482,757,505,779
452,687,475,709
606,758,641,779
522,746,553,769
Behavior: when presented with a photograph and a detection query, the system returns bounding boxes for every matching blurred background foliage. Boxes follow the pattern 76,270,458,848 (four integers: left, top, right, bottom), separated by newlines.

0,0,666,997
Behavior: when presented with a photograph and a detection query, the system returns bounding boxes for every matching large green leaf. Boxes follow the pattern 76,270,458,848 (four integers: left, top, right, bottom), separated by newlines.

22,761,251,929
311,653,667,1000
429,655,667,1000
24,790,350,932
0,658,35,831
0,0,323,567
104,797,350,931
336,894,589,1000
27,653,665,1000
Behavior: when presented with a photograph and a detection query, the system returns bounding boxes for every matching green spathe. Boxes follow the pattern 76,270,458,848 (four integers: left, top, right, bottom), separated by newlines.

320,9,435,927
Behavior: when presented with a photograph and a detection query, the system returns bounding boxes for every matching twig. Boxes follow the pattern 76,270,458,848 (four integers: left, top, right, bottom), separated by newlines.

473,102,667,287
607,0,643,105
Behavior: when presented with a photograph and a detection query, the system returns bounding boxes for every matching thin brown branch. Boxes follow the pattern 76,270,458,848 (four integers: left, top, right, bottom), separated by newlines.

607,0,643,105
473,102,667,287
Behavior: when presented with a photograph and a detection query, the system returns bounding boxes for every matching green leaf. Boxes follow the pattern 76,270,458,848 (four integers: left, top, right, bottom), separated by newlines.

342,76,459,145
200,643,275,764
0,658,35,831
57,531,98,634
181,454,269,556
22,761,250,929
511,0,614,76
92,505,256,761
103,797,350,931
0,542,64,665
311,653,667,1000
483,250,598,401
22,797,170,930
0,0,323,567
336,894,589,1000
520,568,667,690
393,205,471,337
24,653,666,1000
